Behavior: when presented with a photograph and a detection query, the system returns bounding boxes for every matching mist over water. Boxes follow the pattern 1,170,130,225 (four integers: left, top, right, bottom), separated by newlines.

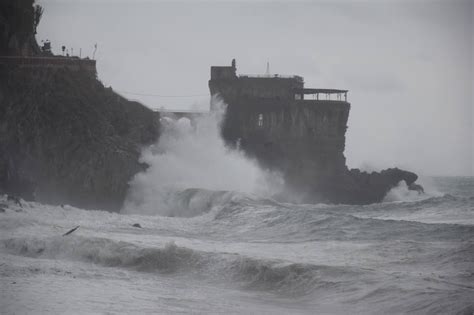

122,98,448,217
383,181,427,202
122,100,283,216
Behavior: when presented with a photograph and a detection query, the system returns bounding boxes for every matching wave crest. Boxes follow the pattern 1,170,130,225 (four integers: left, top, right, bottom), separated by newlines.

1,236,361,295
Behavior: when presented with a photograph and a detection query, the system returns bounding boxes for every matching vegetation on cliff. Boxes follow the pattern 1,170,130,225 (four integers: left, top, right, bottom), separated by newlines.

0,0,42,56
0,0,160,210
0,66,159,210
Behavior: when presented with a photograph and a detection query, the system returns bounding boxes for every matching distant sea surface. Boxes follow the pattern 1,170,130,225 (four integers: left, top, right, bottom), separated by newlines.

1,176,473,314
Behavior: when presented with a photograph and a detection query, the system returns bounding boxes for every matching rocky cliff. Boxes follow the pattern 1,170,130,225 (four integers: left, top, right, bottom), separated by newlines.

0,0,160,210
0,0,42,56
0,65,159,210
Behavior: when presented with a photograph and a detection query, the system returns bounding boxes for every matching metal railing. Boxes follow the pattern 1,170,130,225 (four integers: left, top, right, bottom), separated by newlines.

0,55,96,67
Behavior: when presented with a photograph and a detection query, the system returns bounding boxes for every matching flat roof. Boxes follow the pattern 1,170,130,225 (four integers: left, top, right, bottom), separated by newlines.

294,88,348,94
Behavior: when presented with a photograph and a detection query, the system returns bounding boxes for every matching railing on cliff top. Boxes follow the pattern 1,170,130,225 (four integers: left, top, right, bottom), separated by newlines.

0,55,96,69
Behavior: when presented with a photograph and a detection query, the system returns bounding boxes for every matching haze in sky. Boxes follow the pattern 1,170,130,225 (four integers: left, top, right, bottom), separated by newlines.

37,0,473,176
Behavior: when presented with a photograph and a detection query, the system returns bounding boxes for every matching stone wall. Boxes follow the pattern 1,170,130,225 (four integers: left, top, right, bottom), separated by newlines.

238,77,303,99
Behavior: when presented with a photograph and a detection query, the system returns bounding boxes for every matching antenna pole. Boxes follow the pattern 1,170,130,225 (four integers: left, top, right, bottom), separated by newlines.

92,43,97,60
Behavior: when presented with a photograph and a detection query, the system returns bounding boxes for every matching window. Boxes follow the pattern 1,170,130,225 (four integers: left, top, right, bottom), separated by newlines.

258,113,263,127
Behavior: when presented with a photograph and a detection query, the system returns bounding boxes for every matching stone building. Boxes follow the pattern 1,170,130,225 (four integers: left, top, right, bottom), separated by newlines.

209,59,418,204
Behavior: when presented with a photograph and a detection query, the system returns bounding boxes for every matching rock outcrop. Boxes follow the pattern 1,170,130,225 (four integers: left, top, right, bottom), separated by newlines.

0,0,42,56
0,0,160,211
0,65,159,210
209,60,422,204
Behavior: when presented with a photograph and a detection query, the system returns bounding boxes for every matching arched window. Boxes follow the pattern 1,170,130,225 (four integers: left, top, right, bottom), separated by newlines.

257,113,263,127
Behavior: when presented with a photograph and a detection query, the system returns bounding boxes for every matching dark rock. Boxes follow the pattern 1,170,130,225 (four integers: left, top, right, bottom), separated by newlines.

7,194,21,206
0,207,5,213
132,223,142,228
335,168,420,204
0,0,41,57
408,183,425,194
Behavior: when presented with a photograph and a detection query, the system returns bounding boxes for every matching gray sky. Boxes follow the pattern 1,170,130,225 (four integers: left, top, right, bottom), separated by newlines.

37,0,473,176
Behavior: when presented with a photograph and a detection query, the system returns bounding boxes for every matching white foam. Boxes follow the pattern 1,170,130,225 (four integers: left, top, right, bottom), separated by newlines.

122,99,282,216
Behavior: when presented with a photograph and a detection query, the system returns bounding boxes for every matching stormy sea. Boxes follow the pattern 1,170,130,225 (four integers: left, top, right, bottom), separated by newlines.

1,114,473,314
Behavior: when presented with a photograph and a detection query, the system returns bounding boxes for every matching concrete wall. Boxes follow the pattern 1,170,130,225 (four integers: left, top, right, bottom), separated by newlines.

238,77,303,99
210,66,236,80
210,76,303,100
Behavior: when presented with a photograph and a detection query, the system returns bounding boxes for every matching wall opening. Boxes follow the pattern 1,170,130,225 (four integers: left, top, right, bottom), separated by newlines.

257,113,263,127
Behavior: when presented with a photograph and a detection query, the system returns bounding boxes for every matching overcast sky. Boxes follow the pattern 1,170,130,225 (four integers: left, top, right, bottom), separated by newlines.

37,0,473,176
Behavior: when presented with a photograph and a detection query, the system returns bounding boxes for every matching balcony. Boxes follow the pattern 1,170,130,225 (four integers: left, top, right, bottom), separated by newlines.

293,88,348,102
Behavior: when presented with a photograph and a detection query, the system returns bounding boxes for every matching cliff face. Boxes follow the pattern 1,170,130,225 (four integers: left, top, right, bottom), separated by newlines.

209,61,419,204
0,0,160,211
221,98,350,198
0,0,41,56
0,65,159,210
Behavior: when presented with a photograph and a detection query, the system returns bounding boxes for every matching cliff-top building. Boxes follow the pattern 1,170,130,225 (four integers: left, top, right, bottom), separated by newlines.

209,59,418,204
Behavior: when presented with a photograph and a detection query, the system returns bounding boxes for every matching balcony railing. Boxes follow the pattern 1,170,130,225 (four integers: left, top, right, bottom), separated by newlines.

294,88,349,102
